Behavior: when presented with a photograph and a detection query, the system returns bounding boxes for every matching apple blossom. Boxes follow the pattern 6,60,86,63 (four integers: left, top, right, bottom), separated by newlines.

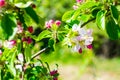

69,24,93,53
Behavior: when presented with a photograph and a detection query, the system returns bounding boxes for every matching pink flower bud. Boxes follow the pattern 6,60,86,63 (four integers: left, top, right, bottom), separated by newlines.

22,37,27,42
0,0,5,7
9,40,16,46
50,70,58,76
76,0,82,3
45,21,51,28
45,20,54,28
87,44,92,49
22,37,32,44
55,20,61,26
49,19,54,24
0,50,2,55
28,26,33,33
78,48,82,53
27,37,32,44
53,77,58,80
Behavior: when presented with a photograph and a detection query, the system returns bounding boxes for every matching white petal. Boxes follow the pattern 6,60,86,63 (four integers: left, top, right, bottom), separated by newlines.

73,44,81,52
15,64,22,72
79,28,87,36
72,24,80,32
18,53,24,62
87,29,93,36
84,37,93,45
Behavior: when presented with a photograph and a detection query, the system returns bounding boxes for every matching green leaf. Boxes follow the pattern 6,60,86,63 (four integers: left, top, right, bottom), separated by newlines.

79,14,91,22
8,51,16,77
25,45,31,62
62,10,75,23
106,16,119,40
96,10,106,30
48,38,55,51
37,30,51,41
25,7,39,24
15,1,33,8
79,1,99,11
72,10,80,20
1,14,17,39
57,33,64,41
92,7,101,17
110,5,119,20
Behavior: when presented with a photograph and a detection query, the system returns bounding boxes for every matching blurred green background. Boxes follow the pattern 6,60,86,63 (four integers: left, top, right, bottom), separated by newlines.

32,0,120,80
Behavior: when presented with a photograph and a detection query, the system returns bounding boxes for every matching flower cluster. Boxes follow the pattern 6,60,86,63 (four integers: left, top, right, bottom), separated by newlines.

22,37,32,44
17,21,33,44
67,24,93,53
45,20,61,28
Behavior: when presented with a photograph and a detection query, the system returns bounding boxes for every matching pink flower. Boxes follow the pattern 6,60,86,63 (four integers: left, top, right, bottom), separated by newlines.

50,70,58,76
76,0,82,3
45,21,51,28
28,26,33,33
22,37,32,44
22,37,27,42
4,40,16,49
55,20,61,26
9,40,16,46
49,19,54,24
0,50,2,55
87,44,92,49
17,25,23,34
0,0,5,7
45,20,54,28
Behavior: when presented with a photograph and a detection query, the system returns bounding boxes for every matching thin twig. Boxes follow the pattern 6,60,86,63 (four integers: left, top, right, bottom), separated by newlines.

81,17,96,27
31,47,48,60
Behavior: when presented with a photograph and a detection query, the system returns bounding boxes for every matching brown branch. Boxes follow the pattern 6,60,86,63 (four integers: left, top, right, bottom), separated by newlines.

31,47,48,60
81,17,96,27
